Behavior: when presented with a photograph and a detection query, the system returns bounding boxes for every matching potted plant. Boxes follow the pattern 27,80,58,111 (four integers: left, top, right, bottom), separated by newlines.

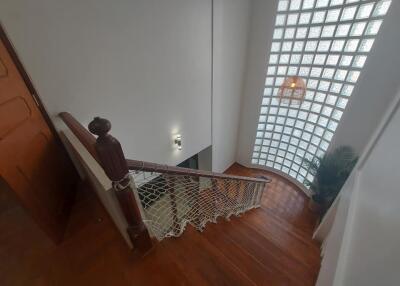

303,146,358,214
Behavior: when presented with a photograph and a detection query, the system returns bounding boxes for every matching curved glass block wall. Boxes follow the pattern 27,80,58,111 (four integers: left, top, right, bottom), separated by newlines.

252,0,391,186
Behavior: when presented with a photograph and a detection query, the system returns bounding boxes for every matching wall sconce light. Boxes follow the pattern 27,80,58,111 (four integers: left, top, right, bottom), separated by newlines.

174,135,182,150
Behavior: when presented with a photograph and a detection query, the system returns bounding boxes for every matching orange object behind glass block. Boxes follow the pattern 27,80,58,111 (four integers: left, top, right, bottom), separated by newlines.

278,76,306,105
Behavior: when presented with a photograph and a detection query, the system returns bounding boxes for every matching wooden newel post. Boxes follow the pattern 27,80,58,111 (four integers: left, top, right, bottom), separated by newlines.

88,117,152,253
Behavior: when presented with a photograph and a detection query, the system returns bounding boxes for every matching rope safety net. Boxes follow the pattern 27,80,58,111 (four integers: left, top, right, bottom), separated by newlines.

130,170,266,241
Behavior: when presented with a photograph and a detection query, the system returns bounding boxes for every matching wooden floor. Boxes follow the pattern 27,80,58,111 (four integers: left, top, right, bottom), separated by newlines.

0,163,321,285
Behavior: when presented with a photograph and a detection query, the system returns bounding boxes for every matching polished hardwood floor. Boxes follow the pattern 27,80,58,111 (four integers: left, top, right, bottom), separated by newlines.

0,163,321,285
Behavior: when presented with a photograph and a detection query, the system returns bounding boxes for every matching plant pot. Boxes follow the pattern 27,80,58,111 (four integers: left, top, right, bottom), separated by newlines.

308,197,323,213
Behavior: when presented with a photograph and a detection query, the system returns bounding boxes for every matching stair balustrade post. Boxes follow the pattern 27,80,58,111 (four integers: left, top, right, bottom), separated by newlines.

88,117,152,254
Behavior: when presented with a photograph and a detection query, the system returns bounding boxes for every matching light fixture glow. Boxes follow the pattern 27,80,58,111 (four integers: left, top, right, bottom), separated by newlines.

174,135,182,150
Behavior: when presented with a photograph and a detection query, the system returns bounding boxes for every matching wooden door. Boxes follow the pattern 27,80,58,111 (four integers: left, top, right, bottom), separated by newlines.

0,37,77,242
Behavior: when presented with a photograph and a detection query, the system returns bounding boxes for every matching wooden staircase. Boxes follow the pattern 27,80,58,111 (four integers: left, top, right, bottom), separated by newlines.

127,164,321,286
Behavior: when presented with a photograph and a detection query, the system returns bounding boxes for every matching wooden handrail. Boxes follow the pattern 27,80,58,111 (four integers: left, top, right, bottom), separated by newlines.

127,159,271,184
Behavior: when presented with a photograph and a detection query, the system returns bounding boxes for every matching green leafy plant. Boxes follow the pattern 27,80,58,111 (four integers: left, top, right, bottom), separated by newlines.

303,146,358,206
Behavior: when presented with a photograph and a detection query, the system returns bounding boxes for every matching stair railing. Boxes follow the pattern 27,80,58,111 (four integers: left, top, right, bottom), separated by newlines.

61,113,270,253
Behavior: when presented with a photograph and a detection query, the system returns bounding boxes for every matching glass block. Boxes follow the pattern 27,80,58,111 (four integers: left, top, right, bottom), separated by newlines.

277,116,285,124
344,39,360,52
259,115,267,122
302,132,312,141
357,3,374,19
275,77,284,86
301,101,311,110
299,12,312,24
341,6,357,21
310,67,322,77
302,54,314,65
298,111,308,121
319,80,330,91
336,97,348,109
321,25,335,37
260,153,267,160
336,24,351,37
302,0,315,10
277,65,288,75
312,11,326,24
331,40,345,52
269,107,278,114
330,82,343,93
315,126,325,136
359,39,374,52
311,135,321,145
288,109,298,118
307,79,319,89
296,27,308,39
316,0,329,8
299,67,310,77
300,140,308,149
373,0,391,17
330,0,344,6
332,110,343,121
326,94,338,105
326,9,341,23
290,0,302,11
327,121,338,132
284,28,296,39
326,54,340,65
353,55,367,68
308,27,322,38
278,0,289,11
282,41,293,52
318,40,331,52
264,87,273,95
341,84,354,96
322,106,333,116
350,22,366,36
273,28,283,39
260,106,268,114
324,130,334,141
308,114,318,123
287,13,299,25
269,54,278,64
251,158,258,164
314,54,327,65
305,123,315,132
288,55,300,65
320,140,330,151
347,70,360,83
288,66,298,75
322,68,335,79
365,20,382,36
275,14,286,27
293,41,304,51
305,40,318,51
318,116,329,127
267,66,276,75
280,54,290,64
271,42,281,52
284,119,294,128
265,77,274,85
305,90,315,100
340,55,353,66
335,69,348,81
315,92,326,102
311,103,322,113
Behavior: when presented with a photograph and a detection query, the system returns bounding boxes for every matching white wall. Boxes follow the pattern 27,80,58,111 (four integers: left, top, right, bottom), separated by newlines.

0,0,212,166
236,0,277,166
236,0,400,170
316,85,400,286
212,0,251,172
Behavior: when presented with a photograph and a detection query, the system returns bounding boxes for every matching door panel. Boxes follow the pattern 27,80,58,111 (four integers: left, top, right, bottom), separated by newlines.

0,38,77,242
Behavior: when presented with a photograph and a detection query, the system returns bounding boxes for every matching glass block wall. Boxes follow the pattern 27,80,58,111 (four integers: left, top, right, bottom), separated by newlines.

252,0,391,186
